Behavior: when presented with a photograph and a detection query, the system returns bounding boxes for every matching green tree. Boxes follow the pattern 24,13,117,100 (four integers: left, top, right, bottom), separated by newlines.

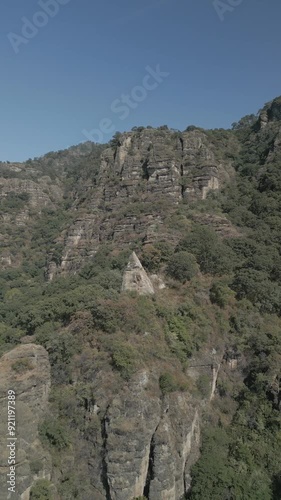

39,419,71,450
141,244,162,272
210,282,233,308
177,226,236,275
231,114,257,130
167,251,198,282
231,269,281,313
111,342,137,379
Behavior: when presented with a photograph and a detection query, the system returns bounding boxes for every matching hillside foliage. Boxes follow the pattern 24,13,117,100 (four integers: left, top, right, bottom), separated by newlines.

1,101,281,498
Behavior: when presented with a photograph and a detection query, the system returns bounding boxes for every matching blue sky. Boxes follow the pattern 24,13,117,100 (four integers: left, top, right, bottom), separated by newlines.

1,0,281,161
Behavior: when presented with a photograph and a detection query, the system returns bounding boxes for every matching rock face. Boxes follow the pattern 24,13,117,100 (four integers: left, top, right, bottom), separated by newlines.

2,102,281,498
0,177,62,211
73,369,201,500
103,380,200,500
0,344,52,500
0,126,241,498
0,161,64,271
47,127,234,275
0,127,236,276
258,97,281,129
0,128,239,498
122,252,155,295
97,129,223,205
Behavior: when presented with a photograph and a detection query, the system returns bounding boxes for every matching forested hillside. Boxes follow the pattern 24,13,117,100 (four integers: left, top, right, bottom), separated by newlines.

0,97,281,500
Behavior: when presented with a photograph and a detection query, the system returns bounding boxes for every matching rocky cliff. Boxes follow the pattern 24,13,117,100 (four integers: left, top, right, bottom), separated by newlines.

0,123,244,499
44,127,235,276
0,126,237,276
1,98,281,499
0,344,52,500
0,339,220,500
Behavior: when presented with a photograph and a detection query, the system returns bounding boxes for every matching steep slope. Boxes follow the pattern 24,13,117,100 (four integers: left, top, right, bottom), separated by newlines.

48,126,236,276
0,344,52,500
0,98,281,499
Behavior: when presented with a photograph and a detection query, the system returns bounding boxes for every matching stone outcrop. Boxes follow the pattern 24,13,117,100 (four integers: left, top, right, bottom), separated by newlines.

259,109,269,129
70,369,201,500
122,252,155,295
0,126,237,275
151,274,166,290
0,345,214,500
0,177,62,211
0,127,242,496
103,383,200,500
97,129,224,207
258,97,281,129
0,344,52,500
48,127,234,274
0,162,64,271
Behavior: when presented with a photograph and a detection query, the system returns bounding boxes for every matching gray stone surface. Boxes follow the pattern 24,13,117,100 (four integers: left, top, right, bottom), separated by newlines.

0,345,52,500
122,252,155,295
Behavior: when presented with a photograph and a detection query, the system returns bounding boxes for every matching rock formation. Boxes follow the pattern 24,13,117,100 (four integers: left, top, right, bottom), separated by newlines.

2,106,280,498
122,252,155,295
43,127,235,276
102,374,200,500
0,345,52,500
66,368,202,500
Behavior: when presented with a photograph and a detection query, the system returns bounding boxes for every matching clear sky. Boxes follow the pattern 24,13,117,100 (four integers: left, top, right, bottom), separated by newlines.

1,0,281,161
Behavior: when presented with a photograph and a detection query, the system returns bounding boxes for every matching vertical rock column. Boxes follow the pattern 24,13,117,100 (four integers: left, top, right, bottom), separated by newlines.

0,344,52,500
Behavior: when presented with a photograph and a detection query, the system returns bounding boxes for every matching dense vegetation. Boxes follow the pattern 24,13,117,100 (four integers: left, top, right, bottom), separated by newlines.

1,98,281,499
188,104,281,500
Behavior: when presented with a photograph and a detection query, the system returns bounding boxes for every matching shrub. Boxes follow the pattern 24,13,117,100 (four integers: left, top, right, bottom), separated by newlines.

185,125,199,131
30,459,42,474
111,342,137,380
167,251,199,282
91,301,121,333
94,270,122,290
110,132,122,148
210,282,233,308
159,373,177,394
231,269,281,313
12,358,33,374
39,419,71,450
141,244,162,272
166,315,194,359
30,479,53,500
35,322,59,347
0,191,30,211
159,372,188,394
177,226,236,275
154,241,174,263
0,323,23,349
